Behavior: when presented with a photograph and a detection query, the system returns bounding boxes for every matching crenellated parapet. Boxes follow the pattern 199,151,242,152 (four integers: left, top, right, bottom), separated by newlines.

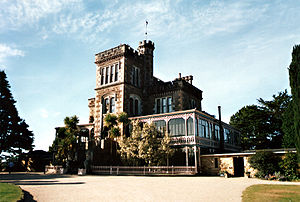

95,44,125,64
150,75,201,98
95,42,152,65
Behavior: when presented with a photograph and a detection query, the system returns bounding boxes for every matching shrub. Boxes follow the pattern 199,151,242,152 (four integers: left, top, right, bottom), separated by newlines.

279,152,299,181
249,151,280,178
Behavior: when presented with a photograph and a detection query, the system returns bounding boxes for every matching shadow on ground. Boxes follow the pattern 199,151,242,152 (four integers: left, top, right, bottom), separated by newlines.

0,172,72,181
17,190,37,202
0,173,85,186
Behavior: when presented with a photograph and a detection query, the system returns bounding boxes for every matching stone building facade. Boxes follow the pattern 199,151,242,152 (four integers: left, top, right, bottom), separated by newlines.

89,40,203,139
81,40,242,171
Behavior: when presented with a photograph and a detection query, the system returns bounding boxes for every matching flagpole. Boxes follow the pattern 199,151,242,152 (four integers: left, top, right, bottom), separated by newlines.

145,20,148,40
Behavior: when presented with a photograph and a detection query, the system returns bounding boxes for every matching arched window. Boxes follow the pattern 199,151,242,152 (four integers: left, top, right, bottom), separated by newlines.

103,98,109,114
134,99,139,115
154,120,166,137
129,95,141,116
187,117,194,136
110,97,115,113
129,98,134,116
168,118,185,137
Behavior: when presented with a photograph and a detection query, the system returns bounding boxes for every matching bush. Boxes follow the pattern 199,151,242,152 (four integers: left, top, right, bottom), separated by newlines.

249,151,280,178
279,152,299,181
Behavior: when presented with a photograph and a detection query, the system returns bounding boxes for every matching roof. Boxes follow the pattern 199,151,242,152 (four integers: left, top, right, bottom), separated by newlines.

200,148,297,157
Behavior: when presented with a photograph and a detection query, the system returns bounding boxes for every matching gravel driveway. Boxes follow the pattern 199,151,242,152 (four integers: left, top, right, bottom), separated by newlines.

1,173,299,202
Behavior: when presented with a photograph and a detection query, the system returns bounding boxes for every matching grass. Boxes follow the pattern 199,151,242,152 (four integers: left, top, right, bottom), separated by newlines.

0,183,23,202
242,184,300,202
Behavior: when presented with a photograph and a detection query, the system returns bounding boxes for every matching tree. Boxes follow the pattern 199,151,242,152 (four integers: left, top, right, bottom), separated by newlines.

118,112,130,137
50,115,81,169
118,120,174,166
0,70,34,159
282,101,296,148
230,105,271,150
257,90,291,148
230,91,291,150
119,120,143,165
288,44,300,163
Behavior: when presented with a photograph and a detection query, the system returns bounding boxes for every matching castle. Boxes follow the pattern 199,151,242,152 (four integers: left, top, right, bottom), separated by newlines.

54,40,241,173
86,40,240,167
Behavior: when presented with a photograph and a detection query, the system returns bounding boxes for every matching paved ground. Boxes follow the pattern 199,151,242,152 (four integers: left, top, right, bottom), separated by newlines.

1,173,299,202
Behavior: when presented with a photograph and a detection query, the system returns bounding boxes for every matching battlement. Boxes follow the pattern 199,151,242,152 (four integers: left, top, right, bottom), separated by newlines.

150,75,201,97
95,43,146,64
138,40,154,47
138,40,155,55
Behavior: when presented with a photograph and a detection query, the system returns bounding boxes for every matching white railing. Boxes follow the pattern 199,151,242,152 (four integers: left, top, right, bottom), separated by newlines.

91,165,196,175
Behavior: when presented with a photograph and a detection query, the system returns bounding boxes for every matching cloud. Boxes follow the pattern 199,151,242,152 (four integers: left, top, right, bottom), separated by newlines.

0,0,82,30
40,108,49,118
0,44,25,69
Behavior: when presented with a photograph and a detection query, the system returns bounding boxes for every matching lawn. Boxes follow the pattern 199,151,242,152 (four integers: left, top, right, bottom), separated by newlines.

0,183,23,202
242,184,300,202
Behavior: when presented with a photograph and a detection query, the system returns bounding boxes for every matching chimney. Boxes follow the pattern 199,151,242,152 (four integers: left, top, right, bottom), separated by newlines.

179,73,181,79
218,106,221,122
218,106,224,152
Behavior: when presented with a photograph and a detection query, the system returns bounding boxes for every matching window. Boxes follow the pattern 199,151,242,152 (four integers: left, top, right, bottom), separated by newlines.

155,97,173,114
115,64,118,81
129,98,134,115
167,97,172,112
131,66,140,87
100,63,119,86
154,120,166,137
100,68,104,85
195,119,198,137
162,98,167,113
129,95,141,116
134,99,138,115
103,98,109,114
110,97,115,113
197,118,201,137
105,67,109,84
156,99,161,114
187,117,194,136
205,121,209,138
110,65,114,83
190,99,196,109
215,125,220,140
135,68,139,86
168,118,185,137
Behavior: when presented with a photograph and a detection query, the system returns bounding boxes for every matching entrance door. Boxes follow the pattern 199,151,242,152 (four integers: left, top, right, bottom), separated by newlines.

233,157,244,177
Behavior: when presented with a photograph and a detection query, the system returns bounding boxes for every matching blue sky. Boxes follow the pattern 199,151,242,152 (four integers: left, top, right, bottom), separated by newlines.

1,0,300,151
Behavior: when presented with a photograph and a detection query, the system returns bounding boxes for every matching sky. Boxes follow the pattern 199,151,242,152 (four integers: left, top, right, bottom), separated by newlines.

1,0,300,151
